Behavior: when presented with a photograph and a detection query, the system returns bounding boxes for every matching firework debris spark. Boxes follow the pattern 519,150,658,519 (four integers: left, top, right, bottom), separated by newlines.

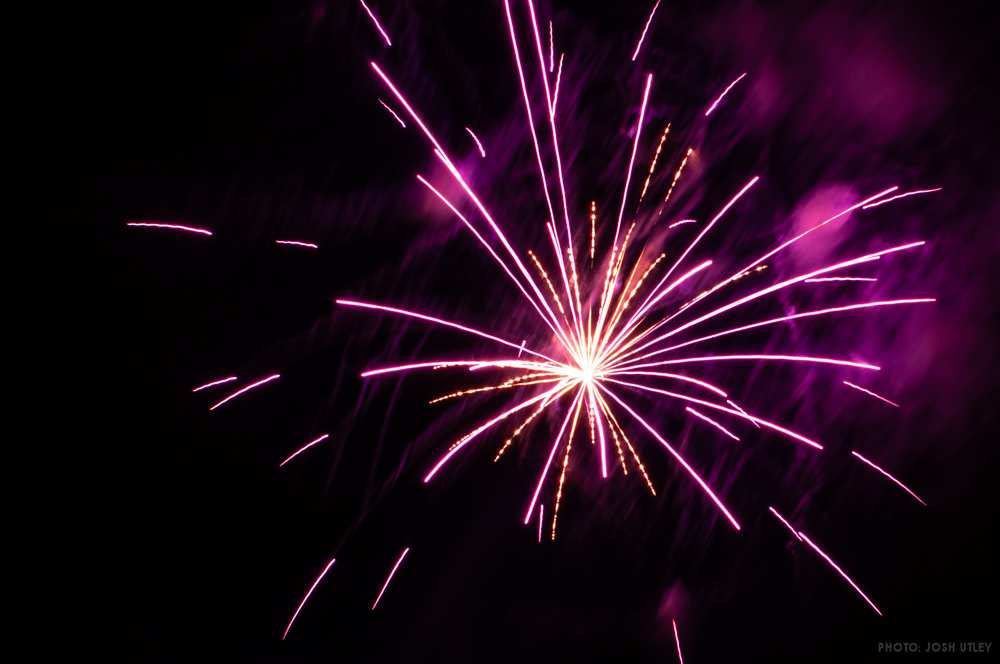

279,434,331,468
372,547,411,610
282,556,336,640
861,187,942,210
686,406,741,442
851,450,927,506
208,374,280,411
631,1,661,62
798,531,883,616
126,222,213,236
378,98,406,128
191,376,238,392
672,618,685,664
842,380,900,408
805,276,876,283
465,127,487,157
668,219,697,229
275,239,320,249
704,72,748,116
359,0,392,47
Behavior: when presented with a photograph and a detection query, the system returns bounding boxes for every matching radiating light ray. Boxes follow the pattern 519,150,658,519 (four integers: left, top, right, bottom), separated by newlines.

282,556,336,640
529,249,567,317
126,222,212,236
668,219,697,229
430,374,557,405
843,380,901,408
279,434,331,468
275,239,319,249
686,406,741,441
361,359,557,378
591,388,609,478
726,399,760,428
372,547,410,610
798,531,883,616
612,73,654,250
598,393,657,494
613,370,728,398
209,374,280,411
552,391,585,539
550,53,565,118
862,187,942,209
768,506,802,541
631,0,661,61
851,450,926,506
705,72,748,116
524,389,584,524
359,0,392,46
378,99,406,127
599,384,741,529
192,376,238,392
805,276,876,283
495,388,566,461
639,123,671,204
465,127,486,157
621,353,880,372
673,618,685,664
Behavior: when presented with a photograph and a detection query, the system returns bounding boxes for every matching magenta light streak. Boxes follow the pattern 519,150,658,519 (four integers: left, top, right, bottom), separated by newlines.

550,53,564,118
548,20,554,72
686,407,740,442
610,260,713,349
538,504,544,542
209,374,280,411
191,376,238,392
805,276,876,283
336,298,558,363
281,556,336,640
851,450,927,506
613,370,728,398
279,434,331,468
768,506,802,541
275,239,319,249
372,547,410,610
126,222,212,236
359,0,392,46
843,380,900,408
613,73,654,249
360,359,553,378
862,187,942,210
624,354,880,372
523,389,583,524
705,72,748,116
798,531,883,616
590,389,609,478
672,618,684,664
668,219,698,229
630,0,661,61
378,99,406,127
726,399,760,428
464,127,486,157
599,384,742,530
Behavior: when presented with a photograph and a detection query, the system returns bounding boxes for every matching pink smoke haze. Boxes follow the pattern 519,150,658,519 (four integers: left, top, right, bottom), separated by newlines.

279,434,331,468
126,222,213,236
191,376,238,392
209,374,281,411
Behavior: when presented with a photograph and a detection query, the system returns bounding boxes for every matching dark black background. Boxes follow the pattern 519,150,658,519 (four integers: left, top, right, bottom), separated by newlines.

84,1,999,661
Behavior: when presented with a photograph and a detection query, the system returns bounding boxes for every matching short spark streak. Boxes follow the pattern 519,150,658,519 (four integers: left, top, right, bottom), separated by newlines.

798,531,883,616
378,99,406,127
209,374,280,411
279,434,331,468
851,450,927,506
359,1,392,46
631,0,661,61
768,506,802,540
843,381,900,408
805,276,876,283
668,219,697,229
282,556,336,640
686,407,740,441
862,187,942,209
673,618,685,664
465,127,486,157
275,239,319,249
372,547,410,609
126,222,212,236
192,376,238,392
705,72,748,116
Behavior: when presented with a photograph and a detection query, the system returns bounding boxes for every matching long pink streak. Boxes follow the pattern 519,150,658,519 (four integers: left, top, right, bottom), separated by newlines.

549,53,564,118
631,0,661,61
523,388,584,524
851,450,926,506
612,242,925,365
464,127,486,157
417,174,568,347
598,383,742,529
361,359,557,378
603,377,824,450
843,380,901,408
537,504,544,542
359,0,392,46
548,20,554,72
336,299,558,364
768,506,802,540
797,531,883,616
370,63,573,354
704,72,748,116
726,399,760,428
625,299,937,364
611,371,728,398
545,221,580,348
192,376,238,392
805,276,876,283
126,222,212,236
612,73,654,250
622,354,880,372
378,99,406,127
668,219,697,228
275,239,319,249
209,374,280,411
862,187,941,210
686,407,740,441
281,556,336,640
279,434,330,468
672,618,684,664
372,547,410,609
589,388,608,478
426,382,571,483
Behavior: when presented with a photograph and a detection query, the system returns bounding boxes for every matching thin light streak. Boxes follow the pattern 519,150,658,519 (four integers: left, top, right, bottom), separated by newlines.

126,222,212,236
631,1,661,62
668,219,697,229
209,374,280,411
282,556,336,640
805,276,876,283
686,406,740,441
548,20,554,72
465,127,486,157
359,0,392,46
538,504,544,542
843,380,900,408
372,547,410,610
851,450,926,506
862,187,942,209
192,376,238,392
798,531,883,616
378,99,406,127
279,434,331,468
613,73,654,250
768,506,802,541
275,239,319,249
672,618,685,664
726,399,760,428
705,72,747,116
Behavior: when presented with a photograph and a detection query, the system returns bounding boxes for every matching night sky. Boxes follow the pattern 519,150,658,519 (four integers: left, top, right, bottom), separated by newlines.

88,1,998,661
